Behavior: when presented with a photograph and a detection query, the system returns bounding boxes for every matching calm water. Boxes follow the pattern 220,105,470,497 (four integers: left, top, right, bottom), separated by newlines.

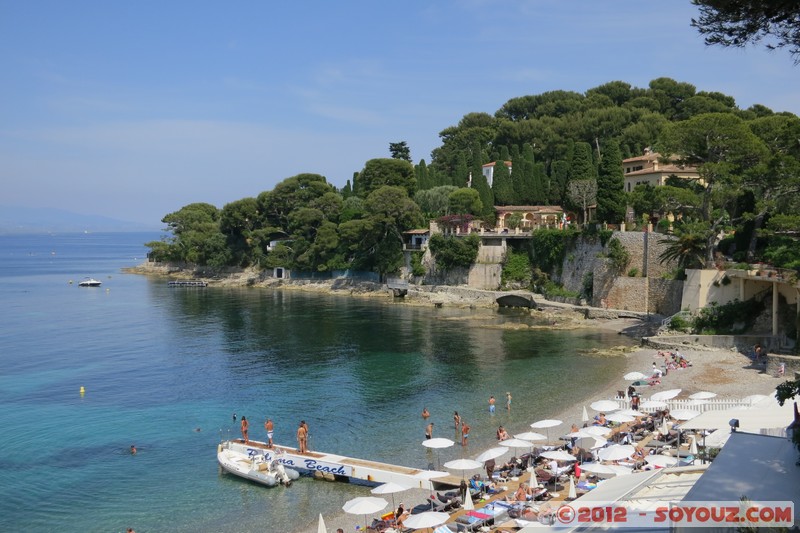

0,232,634,533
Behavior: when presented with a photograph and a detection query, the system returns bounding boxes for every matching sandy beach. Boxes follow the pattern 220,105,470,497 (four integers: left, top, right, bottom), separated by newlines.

295,315,783,533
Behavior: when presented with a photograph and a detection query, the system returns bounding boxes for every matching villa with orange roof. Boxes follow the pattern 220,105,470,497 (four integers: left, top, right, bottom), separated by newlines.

623,148,701,192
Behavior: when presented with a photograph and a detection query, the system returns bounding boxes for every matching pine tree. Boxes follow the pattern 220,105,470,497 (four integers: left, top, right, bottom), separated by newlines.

596,139,626,223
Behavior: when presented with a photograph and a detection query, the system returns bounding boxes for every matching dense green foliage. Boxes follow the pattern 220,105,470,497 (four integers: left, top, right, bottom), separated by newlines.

501,248,533,289
530,227,579,274
605,238,631,272
146,77,800,281
428,234,481,270
692,299,765,334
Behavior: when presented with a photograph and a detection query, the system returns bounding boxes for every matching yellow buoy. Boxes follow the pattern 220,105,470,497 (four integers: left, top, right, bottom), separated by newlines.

80,386,85,395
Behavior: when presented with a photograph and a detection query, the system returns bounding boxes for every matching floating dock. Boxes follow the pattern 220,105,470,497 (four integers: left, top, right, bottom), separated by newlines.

168,280,208,287
220,439,461,489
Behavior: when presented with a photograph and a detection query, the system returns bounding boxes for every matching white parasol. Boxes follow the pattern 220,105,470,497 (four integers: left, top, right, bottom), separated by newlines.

317,513,326,533
605,412,635,424
645,455,679,468
371,481,410,511
651,389,682,401
567,475,577,499
499,438,535,449
531,419,562,443
639,400,667,411
540,450,576,462
443,458,483,479
582,405,590,422
422,437,454,469
463,487,474,511
590,400,620,412
403,511,450,530
597,444,636,462
617,408,644,417
689,435,699,455
624,371,648,381
669,409,701,421
579,462,617,475
475,447,509,463
688,391,717,400
342,496,388,530
514,431,546,442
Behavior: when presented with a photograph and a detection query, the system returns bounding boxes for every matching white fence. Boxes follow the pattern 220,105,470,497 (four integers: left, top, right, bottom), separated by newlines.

611,396,764,413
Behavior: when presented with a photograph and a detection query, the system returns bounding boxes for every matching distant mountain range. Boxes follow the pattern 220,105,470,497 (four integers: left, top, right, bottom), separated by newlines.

0,206,161,234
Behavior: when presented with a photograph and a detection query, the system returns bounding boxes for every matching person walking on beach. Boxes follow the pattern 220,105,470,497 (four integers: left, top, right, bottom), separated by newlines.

264,418,274,448
297,421,308,453
506,392,512,412
422,407,430,420
453,411,461,430
241,416,249,443
489,395,496,414
425,421,434,440
461,420,470,446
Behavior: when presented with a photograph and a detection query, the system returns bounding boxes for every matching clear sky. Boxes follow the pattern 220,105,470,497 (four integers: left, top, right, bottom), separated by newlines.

2,1,798,226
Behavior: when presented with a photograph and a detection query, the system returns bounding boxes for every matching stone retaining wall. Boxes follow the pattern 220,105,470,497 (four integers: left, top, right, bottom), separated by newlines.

766,353,800,378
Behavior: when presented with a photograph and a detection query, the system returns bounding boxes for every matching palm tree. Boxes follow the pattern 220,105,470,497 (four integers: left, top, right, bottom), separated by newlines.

659,221,710,269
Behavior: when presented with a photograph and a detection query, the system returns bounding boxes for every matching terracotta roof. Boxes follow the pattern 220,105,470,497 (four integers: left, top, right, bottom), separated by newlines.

622,152,660,163
625,165,700,177
403,229,430,235
482,161,513,168
495,205,564,212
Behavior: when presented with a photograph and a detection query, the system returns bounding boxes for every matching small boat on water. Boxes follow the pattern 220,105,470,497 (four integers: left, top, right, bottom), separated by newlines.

217,442,299,488
78,277,102,287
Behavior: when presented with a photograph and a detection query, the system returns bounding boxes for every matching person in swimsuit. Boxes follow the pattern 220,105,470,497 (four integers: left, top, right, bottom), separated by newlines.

489,395,496,413
496,426,509,441
506,392,512,411
425,422,434,439
241,416,249,443
297,421,308,453
130,445,136,455
461,420,470,446
422,407,430,420
264,418,274,448
453,411,461,430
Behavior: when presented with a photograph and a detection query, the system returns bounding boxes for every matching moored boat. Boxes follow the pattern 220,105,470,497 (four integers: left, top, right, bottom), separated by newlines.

78,277,102,287
217,441,299,488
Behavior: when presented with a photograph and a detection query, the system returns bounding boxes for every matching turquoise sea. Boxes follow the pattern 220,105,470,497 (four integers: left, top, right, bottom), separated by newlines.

0,232,634,533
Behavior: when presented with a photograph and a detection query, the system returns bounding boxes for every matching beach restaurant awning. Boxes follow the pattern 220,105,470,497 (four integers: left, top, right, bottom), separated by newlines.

679,400,794,432
680,432,800,530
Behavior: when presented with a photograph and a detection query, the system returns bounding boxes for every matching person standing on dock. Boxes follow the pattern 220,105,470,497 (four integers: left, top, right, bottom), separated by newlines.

241,416,249,443
489,395,496,414
297,421,308,453
264,418,274,448
425,421,433,440
461,420,470,446
506,392,512,412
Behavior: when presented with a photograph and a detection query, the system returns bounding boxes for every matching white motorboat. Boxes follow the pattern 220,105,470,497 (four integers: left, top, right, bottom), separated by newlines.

217,442,299,488
78,277,102,287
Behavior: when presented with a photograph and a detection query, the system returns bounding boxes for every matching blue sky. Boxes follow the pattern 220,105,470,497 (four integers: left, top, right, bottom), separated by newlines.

2,1,799,226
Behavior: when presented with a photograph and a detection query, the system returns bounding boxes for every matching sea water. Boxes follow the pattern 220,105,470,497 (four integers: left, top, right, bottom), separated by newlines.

0,232,634,532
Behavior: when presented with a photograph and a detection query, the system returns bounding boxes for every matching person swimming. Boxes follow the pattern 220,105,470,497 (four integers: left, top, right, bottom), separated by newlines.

130,445,137,455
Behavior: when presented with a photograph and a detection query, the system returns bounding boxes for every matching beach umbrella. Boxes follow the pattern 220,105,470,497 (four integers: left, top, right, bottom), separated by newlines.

582,405,589,423
669,409,700,421
606,464,634,476
403,511,450,531
422,437,454,469
617,408,643,417
540,450,576,462
574,426,611,437
463,487,474,511
529,467,538,489
651,389,682,401
514,432,546,442
645,455,679,468
567,475,577,499
689,435,698,455
579,462,616,476
743,394,768,405
342,496,388,530
475,447,508,463
689,391,717,400
371,481,410,511
624,371,648,381
574,436,607,450
443,458,482,479
531,419,562,443
413,470,448,491
639,400,667,411
597,444,635,462
499,437,535,450
605,412,635,424
590,400,619,412
317,513,326,533
660,417,670,437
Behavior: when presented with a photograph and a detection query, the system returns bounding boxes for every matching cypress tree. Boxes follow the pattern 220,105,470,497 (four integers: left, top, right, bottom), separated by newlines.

596,139,626,223
492,161,515,205
454,153,470,187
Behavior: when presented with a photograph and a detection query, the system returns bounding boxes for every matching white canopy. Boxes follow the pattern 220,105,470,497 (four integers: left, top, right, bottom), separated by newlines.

679,401,794,431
